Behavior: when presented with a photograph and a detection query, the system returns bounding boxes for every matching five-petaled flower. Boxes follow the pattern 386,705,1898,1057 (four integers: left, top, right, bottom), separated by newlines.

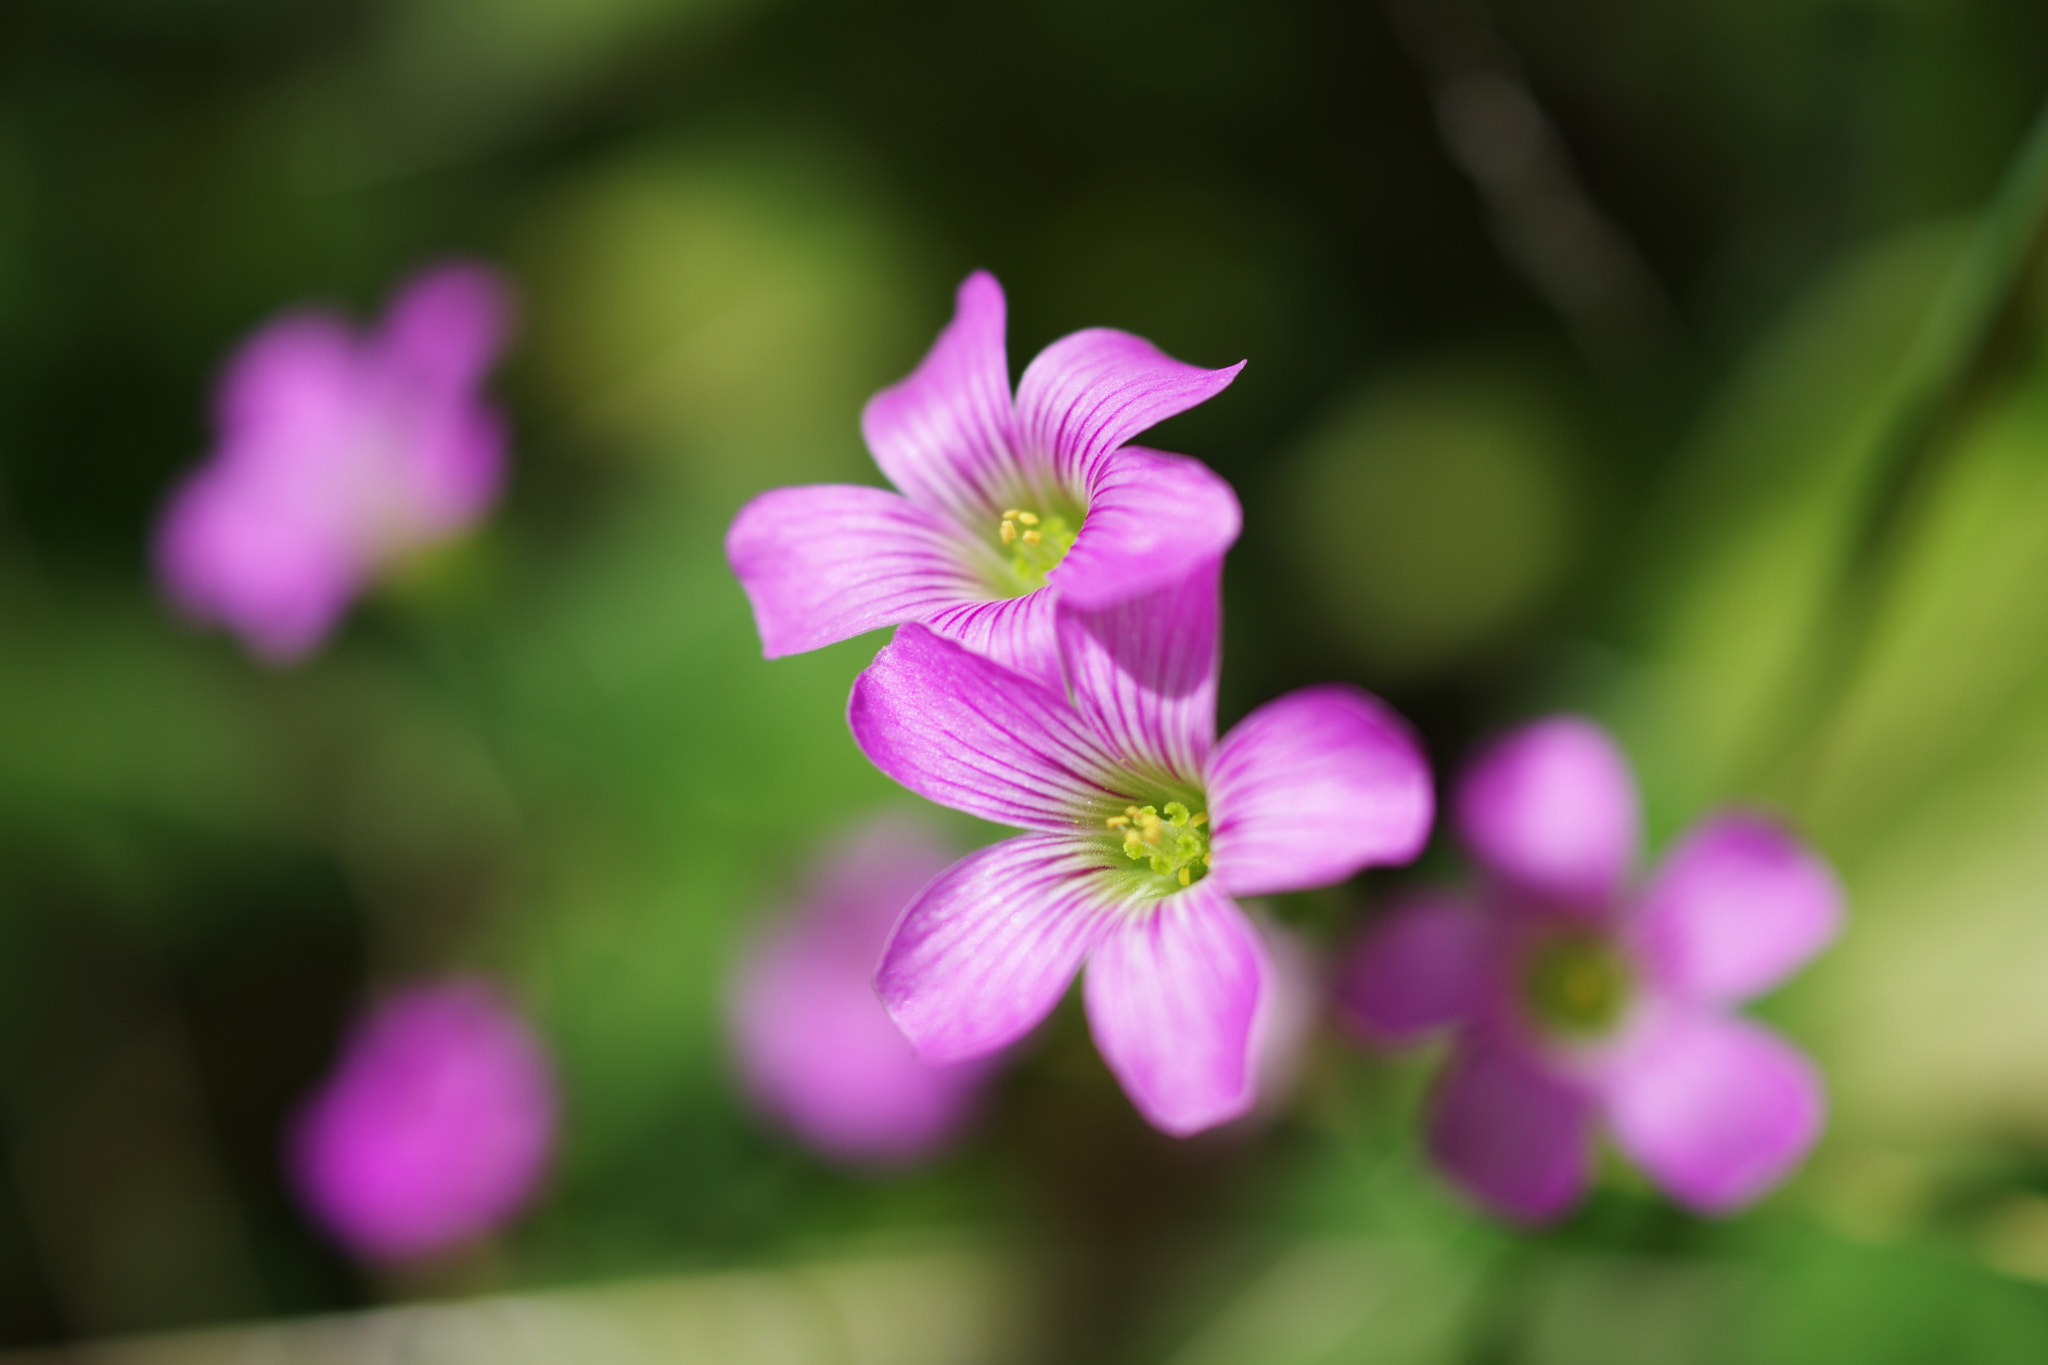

729,814,1000,1165
288,977,557,1263
156,261,514,662
726,271,1244,684
849,566,1432,1135
1338,716,1843,1222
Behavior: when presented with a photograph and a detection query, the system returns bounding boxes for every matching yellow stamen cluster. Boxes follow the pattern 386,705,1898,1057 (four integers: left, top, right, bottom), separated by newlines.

999,508,1042,546
990,505,1080,593
1106,801,1210,887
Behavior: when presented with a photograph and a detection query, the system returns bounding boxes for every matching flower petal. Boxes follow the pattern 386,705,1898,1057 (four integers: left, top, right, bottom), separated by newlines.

1635,812,1844,1004
1603,1011,1823,1214
1083,881,1267,1136
726,485,979,658
156,468,361,662
730,818,991,1165
370,265,515,538
1205,684,1434,897
924,588,1061,686
1456,716,1640,908
1052,447,1242,610
734,936,993,1164
786,814,964,954
1056,557,1221,785
1246,913,1325,1118
378,260,515,387
860,271,1023,521
213,311,362,449
1337,892,1493,1044
876,834,1116,1062
287,978,556,1261
1015,328,1244,490
160,314,367,660
849,624,1123,830
1429,1038,1595,1223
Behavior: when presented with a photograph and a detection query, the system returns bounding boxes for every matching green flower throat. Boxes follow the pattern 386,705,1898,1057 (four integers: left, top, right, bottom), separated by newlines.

1105,801,1211,889
990,502,1081,595
1522,935,1632,1035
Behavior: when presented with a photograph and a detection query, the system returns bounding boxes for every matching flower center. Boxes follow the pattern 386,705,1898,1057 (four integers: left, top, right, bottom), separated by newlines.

1521,934,1632,1036
990,503,1081,595
1105,801,1211,889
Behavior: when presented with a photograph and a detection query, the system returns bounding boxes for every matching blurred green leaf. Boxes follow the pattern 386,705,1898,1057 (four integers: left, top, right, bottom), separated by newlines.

1273,358,1588,684
519,139,918,501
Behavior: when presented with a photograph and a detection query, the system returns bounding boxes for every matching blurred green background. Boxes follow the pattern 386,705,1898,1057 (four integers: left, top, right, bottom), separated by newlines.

4,0,2048,1360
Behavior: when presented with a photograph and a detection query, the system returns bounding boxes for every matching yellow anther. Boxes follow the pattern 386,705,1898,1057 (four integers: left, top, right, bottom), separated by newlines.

1106,796,1211,886
1002,508,1022,519
1022,529,1042,546
1000,521,1017,544
1015,511,1040,525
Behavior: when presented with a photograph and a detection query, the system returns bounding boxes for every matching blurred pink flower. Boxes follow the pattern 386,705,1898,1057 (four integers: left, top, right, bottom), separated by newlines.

1339,716,1843,1223
155,261,513,662
288,977,556,1263
729,816,998,1165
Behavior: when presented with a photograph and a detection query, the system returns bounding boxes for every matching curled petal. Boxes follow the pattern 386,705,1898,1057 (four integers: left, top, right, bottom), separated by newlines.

1083,881,1267,1136
1056,557,1221,785
877,835,1117,1062
1457,716,1641,909
1053,447,1241,610
1015,328,1243,490
925,587,1061,687
861,271,1023,521
727,485,979,657
1337,892,1493,1044
1206,685,1434,897
849,624,1122,829
1428,1039,1594,1224
1636,812,1844,1004
1604,1011,1823,1214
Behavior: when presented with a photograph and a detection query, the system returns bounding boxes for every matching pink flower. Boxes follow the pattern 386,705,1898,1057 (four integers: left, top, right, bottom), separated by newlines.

848,565,1432,1136
1338,717,1843,1223
729,815,998,1165
725,271,1244,684
155,262,513,662
288,977,557,1263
